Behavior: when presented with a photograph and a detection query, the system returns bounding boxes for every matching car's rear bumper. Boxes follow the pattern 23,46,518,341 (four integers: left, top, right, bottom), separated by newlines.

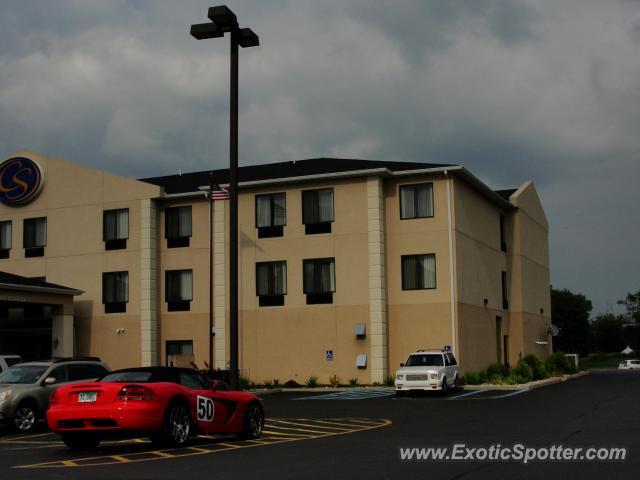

47,403,164,433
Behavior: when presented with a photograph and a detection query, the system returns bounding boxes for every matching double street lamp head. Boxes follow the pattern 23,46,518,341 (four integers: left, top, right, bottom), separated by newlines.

191,5,259,47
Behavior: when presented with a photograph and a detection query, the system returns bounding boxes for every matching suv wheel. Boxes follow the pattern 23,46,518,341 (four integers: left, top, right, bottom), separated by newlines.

441,378,448,395
14,402,38,433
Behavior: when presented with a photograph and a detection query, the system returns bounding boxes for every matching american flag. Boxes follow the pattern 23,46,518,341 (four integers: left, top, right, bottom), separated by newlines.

211,184,229,201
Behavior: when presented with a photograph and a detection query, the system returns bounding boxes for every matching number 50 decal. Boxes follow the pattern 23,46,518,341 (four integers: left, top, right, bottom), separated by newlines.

197,396,215,422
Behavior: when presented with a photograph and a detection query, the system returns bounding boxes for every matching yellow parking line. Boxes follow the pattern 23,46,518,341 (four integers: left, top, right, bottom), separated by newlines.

12,418,392,469
269,420,353,432
304,419,373,429
261,430,310,437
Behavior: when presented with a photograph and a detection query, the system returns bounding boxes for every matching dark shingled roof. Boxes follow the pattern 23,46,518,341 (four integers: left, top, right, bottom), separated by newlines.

495,189,517,201
139,158,454,195
0,271,80,293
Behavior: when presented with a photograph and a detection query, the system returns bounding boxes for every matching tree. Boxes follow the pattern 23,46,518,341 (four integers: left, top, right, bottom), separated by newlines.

617,290,640,326
591,314,625,353
551,287,593,354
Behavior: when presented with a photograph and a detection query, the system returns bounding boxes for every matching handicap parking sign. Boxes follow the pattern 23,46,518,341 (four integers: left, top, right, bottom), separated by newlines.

443,345,452,352
326,350,334,361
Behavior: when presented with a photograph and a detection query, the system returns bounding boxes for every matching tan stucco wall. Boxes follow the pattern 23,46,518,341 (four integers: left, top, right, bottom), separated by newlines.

0,151,160,370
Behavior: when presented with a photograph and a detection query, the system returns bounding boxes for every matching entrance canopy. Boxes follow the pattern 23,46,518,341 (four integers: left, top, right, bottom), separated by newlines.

0,271,83,360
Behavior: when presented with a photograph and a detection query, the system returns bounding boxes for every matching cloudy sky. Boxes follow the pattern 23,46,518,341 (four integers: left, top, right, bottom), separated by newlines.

1,0,639,315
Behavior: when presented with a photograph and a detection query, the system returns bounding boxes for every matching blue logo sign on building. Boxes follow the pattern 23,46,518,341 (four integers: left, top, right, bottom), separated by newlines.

325,350,334,361
0,157,45,206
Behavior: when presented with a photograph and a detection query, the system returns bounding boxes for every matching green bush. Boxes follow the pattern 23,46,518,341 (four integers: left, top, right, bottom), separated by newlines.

461,371,486,385
522,354,548,380
349,378,359,387
486,363,510,382
329,374,340,388
283,379,301,388
385,375,395,387
239,375,253,390
511,359,534,383
305,375,319,388
263,380,273,389
545,352,576,375
272,379,280,388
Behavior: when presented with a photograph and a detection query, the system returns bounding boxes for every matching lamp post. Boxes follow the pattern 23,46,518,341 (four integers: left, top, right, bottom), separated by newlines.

191,6,259,390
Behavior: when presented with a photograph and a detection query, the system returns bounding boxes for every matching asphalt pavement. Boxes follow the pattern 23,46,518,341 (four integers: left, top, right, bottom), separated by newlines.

0,370,638,480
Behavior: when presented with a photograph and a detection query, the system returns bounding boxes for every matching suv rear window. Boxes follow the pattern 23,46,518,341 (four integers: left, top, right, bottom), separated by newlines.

68,364,109,381
405,354,444,367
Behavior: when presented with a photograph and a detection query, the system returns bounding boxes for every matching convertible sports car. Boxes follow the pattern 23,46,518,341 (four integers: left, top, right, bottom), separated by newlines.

46,367,264,450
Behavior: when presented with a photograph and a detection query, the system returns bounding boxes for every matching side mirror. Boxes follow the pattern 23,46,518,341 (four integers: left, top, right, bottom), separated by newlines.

44,377,57,385
400,363,404,367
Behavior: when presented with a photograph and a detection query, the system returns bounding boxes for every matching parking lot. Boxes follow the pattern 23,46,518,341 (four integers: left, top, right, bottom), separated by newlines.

0,370,638,479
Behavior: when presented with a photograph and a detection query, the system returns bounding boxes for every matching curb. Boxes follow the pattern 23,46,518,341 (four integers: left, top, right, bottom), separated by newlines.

249,386,396,394
461,371,589,391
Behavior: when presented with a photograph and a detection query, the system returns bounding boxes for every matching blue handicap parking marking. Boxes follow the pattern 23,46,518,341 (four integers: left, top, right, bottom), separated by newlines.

294,390,395,400
448,389,527,400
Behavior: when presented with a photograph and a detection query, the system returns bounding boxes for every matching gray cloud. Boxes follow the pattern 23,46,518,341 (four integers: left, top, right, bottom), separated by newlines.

1,0,639,314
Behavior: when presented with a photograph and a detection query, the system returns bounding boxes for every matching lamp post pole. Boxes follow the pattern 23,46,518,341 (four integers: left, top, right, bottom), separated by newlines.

191,6,259,390
228,25,240,390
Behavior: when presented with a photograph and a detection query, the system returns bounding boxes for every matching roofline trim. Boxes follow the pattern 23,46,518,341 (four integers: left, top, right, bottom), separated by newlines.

454,168,516,211
0,283,84,296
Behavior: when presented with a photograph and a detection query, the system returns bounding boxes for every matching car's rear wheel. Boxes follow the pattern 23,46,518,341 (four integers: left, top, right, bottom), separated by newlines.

238,402,264,440
62,433,100,450
153,401,191,447
13,402,38,433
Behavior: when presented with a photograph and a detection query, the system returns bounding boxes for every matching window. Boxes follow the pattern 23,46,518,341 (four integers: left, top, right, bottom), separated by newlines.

102,271,129,313
501,271,508,310
166,270,193,311
400,183,433,219
255,193,286,238
0,221,11,259
48,366,69,383
166,340,194,367
303,258,336,304
179,371,206,389
23,217,46,257
401,254,436,290
103,209,129,250
405,354,444,367
500,213,507,252
302,188,334,234
165,206,192,248
256,261,287,307
68,364,108,381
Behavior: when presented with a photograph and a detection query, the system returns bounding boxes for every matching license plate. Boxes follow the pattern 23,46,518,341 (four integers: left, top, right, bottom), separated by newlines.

78,391,97,403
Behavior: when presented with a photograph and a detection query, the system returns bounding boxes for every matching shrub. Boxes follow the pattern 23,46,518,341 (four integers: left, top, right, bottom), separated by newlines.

522,354,548,380
306,375,319,388
272,379,280,388
511,359,534,383
239,375,253,390
349,378,359,387
263,380,273,389
545,352,576,375
283,379,301,388
461,371,486,385
485,363,510,382
385,375,395,387
329,374,340,387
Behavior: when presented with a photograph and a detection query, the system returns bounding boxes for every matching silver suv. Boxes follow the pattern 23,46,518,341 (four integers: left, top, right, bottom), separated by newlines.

395,349,459,395
0,357,110,432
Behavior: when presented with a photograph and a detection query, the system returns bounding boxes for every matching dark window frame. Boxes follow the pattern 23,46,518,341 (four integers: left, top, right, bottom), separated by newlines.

166,269,193,312
165,206,192,248
399,183,434,220
255,192,286,238
23,217,46,256
501,271,509,310
302,188,334,235
256,261,287,307
102,271,129,314
103,208,129,251
303,257,336,304
500,213,507,252
0,220,11,258
401,254,437,291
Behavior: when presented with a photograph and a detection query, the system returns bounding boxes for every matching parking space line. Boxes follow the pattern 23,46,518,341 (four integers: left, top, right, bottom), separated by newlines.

270,420,352,431
12,418,392,469
490,389,527,399
447,389,486,400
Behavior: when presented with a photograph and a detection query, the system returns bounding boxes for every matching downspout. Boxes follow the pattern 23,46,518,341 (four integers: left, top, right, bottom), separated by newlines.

445,171,457,355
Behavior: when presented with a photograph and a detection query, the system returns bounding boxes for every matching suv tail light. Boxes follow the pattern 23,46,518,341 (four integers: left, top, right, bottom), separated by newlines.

49,390,59,405
117,385,154,401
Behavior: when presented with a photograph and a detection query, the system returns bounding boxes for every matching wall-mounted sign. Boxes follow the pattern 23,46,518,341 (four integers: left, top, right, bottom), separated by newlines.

0,157,45,206
325,350,334,361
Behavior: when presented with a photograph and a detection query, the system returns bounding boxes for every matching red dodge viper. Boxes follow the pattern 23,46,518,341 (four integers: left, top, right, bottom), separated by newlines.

46,367,264,450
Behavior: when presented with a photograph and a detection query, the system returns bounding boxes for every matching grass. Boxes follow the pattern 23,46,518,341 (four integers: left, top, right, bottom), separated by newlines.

579,353,634,370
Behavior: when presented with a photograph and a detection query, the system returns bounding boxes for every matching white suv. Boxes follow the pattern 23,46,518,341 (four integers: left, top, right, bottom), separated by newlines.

395,350,459,395
618,359,640,370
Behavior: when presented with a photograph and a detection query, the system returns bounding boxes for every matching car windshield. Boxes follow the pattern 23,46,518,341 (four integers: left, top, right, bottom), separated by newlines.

100,371,153,382
0,365,48,384
405,354,444,367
